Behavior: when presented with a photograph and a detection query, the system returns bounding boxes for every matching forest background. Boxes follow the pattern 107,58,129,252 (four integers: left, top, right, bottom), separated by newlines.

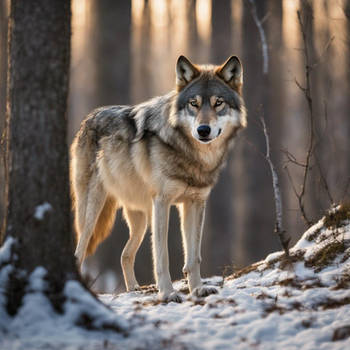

0,0,349,293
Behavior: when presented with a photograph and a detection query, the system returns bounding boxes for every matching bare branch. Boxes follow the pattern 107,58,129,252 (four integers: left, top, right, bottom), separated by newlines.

292,9,316,227
249,0,269,74
294,78,306,93
314,153,334,205
281,149,307,168
261,117,290,257
311,36,335,69
283,166,299,200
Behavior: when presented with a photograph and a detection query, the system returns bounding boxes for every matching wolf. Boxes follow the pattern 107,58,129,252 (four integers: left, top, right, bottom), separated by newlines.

71,55,247,302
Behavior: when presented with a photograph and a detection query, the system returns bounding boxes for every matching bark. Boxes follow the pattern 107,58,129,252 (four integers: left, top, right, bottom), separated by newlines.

0,0,8,242
345,0,350,201
3,0,78,313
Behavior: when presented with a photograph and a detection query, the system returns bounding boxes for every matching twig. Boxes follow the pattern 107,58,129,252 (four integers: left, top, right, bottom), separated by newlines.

86,271,102,290
261,117,290,257
284,166,299,200
311,36,334,68
281,149,306,168
249,0,269,74
314,153,334,205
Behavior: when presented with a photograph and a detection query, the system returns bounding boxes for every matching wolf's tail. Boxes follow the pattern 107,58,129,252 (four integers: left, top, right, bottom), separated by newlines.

86,196,117,255
70,124,117,258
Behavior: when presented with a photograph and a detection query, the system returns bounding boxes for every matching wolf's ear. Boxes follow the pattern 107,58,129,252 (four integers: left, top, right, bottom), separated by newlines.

216,56,243,93
176,55,200,90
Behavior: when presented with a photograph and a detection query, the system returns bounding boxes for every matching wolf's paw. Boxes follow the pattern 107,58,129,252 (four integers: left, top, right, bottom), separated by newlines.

160,291,183,303
192,286,218,298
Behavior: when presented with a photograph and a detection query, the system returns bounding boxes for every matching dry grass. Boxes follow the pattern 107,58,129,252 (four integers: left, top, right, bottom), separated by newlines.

324,203,350,229
305,241,346,272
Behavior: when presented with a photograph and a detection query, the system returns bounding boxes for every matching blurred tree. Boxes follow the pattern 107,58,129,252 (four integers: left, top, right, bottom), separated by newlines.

264,0,286,249
93,0,131,105
345,0,350,200
203,0,234,275
238,0,277,264
2,0,78,313
131,0,152,103
0,0,8,240
88,0,136,291
187,0,199,61
299,0,325,221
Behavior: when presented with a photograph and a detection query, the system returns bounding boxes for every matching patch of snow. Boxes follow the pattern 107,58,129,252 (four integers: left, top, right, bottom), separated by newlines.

27,266,47,292
33,202,52,220
1,216,350,349
0,236,15,265
265,250,284,263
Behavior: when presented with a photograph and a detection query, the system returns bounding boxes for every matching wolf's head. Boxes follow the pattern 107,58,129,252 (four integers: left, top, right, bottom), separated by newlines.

173,55,247,144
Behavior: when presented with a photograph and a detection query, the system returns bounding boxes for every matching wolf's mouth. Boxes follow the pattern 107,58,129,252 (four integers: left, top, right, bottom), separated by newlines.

199,137,211,143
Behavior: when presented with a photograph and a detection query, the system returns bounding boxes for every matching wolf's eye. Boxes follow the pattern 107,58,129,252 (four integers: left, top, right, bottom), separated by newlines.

214,99,224,107
189,100,199,108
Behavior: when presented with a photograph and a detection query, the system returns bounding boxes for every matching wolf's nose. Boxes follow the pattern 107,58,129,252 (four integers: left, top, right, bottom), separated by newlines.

197,125,211,138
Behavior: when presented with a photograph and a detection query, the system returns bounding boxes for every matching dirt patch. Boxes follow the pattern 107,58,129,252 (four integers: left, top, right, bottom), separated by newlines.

227,263,262,280
263,303,288,316
140,284,159,294
331,270,350,290
273,276,323,290
75,312,127,335
332,325,350,341
317,297,350,310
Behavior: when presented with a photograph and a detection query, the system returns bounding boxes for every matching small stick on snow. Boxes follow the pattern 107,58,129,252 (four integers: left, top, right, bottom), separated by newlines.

249,0,269,74
261,117,290,257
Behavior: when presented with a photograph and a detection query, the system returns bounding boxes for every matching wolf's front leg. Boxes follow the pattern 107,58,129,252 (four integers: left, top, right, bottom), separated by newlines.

152,196,182,303
180,200,218,297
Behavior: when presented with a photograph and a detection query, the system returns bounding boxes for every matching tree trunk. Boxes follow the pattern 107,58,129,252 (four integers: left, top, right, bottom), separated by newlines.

202,0,233,275
238,0,277,264
86,0,133,291
93,0,131,105
345,0,350,201
300,0,323,221
0,0,8,242
3,0,78,314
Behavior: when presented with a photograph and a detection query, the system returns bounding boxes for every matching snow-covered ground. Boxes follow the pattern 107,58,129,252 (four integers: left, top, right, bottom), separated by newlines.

1,209,350,349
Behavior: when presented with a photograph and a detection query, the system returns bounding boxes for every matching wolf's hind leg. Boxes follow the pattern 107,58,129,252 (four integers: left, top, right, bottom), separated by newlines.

122,209,147,291
74,174,107,266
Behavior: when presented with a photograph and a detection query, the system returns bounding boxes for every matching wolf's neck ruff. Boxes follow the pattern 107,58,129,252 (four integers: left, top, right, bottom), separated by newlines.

71,55,247,302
